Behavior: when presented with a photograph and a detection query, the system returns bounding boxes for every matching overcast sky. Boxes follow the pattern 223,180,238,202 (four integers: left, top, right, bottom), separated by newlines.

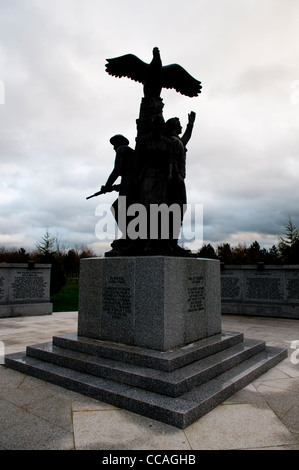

1,0,299,255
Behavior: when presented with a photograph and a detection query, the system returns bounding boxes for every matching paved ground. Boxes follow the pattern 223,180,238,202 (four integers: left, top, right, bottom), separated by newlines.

0,311,298,450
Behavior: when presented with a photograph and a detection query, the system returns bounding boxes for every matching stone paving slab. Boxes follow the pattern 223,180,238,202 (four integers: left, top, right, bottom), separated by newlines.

0,312,298,450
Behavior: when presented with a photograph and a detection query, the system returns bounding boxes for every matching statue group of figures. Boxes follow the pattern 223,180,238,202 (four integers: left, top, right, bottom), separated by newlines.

101,110,196,256
91,48,202,257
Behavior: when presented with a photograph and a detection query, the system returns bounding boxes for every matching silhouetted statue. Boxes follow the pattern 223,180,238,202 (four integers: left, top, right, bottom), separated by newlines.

164,112,196,253
101,135,134,203
101,135,135,254
136,115,172,207
135,115,174,253
88,48,201,257
105,47,202,99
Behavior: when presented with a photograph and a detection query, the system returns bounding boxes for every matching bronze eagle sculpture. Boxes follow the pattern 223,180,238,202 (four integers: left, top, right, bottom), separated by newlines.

105,47,202,98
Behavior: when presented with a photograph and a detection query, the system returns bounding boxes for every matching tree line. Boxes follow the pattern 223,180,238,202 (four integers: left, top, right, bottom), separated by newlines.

1,218,299,294
0,230,95,295
197,217,299,265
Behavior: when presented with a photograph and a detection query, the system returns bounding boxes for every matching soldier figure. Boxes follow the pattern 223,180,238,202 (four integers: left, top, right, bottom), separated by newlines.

101,134,135,254
164,111,196,252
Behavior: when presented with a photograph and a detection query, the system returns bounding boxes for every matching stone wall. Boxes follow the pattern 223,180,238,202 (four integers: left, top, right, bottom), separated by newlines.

221,264,299,319
0,263,52,318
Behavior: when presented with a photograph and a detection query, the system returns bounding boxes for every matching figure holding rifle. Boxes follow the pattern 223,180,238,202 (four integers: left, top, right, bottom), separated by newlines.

87,134,135,254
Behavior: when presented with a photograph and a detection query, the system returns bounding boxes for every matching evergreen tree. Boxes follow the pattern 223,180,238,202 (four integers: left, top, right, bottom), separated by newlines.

197,243,218,259
216,243,232,264
36,229,57,256
268,245,281,264
278,216,299,264
36,229,66,295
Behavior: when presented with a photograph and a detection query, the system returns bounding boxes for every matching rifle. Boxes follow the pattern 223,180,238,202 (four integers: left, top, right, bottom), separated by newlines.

86,184,120,200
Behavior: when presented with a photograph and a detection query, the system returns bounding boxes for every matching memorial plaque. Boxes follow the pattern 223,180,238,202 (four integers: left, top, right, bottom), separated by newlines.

0,264,52,318
11,271,47,301
244,272,283,301
221,274,241,299
221,266,299,319
0,276,5,302
101,261,135,343
187,276,205,312
103,275,132,319
286,273,299,300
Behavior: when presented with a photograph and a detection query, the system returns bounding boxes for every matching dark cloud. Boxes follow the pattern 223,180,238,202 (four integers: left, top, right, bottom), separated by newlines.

1,0,299,254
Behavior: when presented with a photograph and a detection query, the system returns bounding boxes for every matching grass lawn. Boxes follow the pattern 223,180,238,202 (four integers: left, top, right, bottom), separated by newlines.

51,278,79,312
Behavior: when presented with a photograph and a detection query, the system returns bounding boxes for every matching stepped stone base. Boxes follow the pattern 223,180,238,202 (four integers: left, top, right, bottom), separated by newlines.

4,257,288,428
5,331,287,428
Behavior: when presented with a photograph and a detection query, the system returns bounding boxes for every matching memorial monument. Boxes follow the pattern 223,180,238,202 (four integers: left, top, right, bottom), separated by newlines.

96,47,202,256
221,264,299,319
0,263,52,318
5,48,287,428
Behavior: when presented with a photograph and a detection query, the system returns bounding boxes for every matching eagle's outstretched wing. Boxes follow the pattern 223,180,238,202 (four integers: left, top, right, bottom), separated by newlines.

161,64,202,97
105,54,148,84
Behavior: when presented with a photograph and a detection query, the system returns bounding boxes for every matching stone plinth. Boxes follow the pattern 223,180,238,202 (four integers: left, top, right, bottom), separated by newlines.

78,256,221,351
5,256,288,428
0,263,52,318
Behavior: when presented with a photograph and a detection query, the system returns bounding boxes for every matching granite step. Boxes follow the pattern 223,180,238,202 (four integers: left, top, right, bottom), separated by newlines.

52,331,244,372
25,337,265,397
4,345,287,429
